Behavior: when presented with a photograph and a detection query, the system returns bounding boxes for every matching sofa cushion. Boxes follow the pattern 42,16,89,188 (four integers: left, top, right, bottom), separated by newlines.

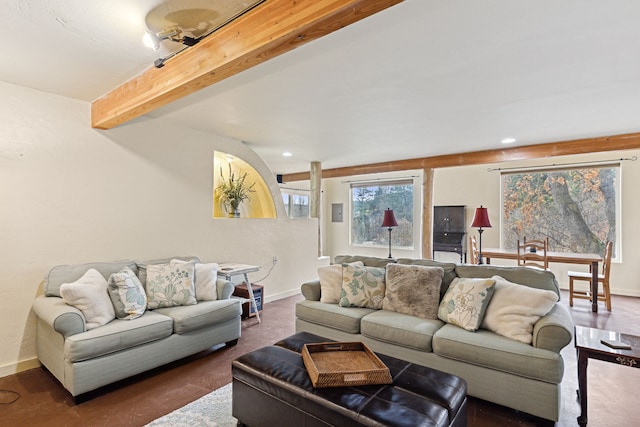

107,266,147,320
339,264,386,309
45,260,138,297
64,311,173,362
145,261,197,309
296,300,375,334
154,299,241,334
396,258,457,299
454,264,560,297
433,324,563,383
318,261,363,304
60,269,116,330
334,255,396,268
481,275,558,344
438,277,496,332
383,263,443,320
361,310,444,352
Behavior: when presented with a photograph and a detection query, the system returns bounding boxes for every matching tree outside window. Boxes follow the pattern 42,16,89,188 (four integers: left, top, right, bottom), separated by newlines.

351,181,413,248
502,166,618,257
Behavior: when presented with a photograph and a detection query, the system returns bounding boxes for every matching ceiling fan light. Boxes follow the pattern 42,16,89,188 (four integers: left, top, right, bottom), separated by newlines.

142,31,159,51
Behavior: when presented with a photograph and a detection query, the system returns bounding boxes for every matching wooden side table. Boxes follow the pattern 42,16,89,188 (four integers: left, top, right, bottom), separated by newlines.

219,263,261,323
574,325,639,426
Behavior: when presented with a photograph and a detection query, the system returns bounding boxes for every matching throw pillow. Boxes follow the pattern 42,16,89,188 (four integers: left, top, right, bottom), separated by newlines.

437,277,496,331
60,268,116,330
172,259,219,301
481,275,559,344
383,263,444,320
339,263,386,309
107,266,147,320
318,261,364,304
145,261,197,309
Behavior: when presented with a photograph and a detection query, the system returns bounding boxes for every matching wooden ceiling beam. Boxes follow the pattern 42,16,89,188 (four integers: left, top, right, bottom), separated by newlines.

281,131,640,182
91,0,403,130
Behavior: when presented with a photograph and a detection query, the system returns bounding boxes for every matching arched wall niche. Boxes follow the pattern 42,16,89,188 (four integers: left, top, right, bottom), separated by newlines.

213,151,276,218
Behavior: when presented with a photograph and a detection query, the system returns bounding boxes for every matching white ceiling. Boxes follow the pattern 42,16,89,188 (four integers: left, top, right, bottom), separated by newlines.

3,0,640,175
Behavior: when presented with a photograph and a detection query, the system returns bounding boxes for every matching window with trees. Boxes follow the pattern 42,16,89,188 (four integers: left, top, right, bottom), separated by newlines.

351,180,414,248
502,165,618,257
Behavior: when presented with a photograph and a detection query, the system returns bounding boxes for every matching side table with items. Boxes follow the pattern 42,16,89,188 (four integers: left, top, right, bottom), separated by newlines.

574,325,640,426
219,263,262,323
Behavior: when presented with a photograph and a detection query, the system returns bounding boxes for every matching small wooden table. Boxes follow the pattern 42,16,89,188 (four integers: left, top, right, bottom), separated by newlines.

482,248,603,312
574,325,640,426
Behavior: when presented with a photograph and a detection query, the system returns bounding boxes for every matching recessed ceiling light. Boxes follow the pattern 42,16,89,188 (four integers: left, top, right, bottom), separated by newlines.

282,152,292,157
501,137,516,144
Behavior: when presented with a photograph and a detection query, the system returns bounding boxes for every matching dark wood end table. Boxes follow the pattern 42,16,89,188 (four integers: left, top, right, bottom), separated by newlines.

574,325,640,426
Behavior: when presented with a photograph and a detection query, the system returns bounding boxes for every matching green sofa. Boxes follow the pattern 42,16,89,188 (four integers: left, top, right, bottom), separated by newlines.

295,255,574,423
32,256,242,400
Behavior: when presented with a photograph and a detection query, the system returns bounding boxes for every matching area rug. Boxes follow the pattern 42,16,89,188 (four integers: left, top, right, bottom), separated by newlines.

145,383,236,427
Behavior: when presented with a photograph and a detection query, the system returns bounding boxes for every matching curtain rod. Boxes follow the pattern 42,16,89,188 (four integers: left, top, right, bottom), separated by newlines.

487,156,637,172
341,175,419,184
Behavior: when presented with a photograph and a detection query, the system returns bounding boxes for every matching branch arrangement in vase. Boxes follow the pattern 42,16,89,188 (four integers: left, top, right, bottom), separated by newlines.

217,164,256,217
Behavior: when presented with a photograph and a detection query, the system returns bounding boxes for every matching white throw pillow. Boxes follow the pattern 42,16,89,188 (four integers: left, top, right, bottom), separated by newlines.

60,268,116,330
172,259,218,301
318,261,363,304
145,261,197,309
481,275,559,344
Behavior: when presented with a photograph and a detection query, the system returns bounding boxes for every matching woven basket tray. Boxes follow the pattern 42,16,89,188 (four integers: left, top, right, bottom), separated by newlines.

302,341,393,388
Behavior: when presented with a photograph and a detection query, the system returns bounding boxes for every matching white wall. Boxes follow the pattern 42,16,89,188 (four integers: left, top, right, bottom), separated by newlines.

321,170,424,261
0,81,324,377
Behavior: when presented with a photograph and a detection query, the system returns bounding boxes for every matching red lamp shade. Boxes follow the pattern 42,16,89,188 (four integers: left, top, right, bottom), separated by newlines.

381,208,398,228
470,206,492,228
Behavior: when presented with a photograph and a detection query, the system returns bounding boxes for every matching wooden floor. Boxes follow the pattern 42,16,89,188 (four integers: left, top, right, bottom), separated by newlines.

1,292,639,426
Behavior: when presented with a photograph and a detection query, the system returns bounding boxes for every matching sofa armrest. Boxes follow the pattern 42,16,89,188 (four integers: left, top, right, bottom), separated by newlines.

301,279,321,301
217,277,235,300
532,304,574,352
32,295,85,338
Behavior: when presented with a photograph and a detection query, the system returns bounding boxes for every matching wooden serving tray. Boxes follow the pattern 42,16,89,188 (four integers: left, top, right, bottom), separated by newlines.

302,341,392,388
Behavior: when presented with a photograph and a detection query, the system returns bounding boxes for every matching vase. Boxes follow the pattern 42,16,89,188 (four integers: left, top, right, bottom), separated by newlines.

229,207,240,218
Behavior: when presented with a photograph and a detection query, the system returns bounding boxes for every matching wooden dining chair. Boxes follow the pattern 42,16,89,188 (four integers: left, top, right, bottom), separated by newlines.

469,235,479,264
516,237,549,269
568,241,613,311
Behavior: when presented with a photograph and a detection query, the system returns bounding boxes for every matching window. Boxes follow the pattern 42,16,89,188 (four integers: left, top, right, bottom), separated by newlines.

351,180,413,248
282,190,310,218
501,165,618,257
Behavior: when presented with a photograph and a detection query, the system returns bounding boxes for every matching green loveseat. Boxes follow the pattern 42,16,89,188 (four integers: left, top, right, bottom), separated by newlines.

32,256,241,400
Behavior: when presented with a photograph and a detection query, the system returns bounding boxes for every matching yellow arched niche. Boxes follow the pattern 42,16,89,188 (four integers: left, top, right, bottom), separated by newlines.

213,152,276,218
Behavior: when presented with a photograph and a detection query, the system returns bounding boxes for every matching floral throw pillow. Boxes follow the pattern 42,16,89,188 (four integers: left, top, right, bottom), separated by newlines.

437,277,496,331
339,263,386,309
145,261,197,309
108,266,147,320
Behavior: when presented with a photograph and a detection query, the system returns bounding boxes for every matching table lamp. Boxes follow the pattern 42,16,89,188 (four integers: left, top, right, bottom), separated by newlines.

470,205,492,264
381,208,398,259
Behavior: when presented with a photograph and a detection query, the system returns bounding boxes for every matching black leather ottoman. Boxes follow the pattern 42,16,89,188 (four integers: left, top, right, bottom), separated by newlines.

232,332,467,427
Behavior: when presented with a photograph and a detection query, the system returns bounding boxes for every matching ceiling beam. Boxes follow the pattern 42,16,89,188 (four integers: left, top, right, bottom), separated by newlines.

281,131,640,182
91,0,403,130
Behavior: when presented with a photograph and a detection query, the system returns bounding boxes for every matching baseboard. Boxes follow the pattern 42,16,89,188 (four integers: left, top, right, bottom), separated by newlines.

264,288,301,304
559,286,640,298
0,357,40,379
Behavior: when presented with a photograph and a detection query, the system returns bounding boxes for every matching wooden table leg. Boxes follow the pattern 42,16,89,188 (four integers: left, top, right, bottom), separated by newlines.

577,348,589,426
590,261,599,313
